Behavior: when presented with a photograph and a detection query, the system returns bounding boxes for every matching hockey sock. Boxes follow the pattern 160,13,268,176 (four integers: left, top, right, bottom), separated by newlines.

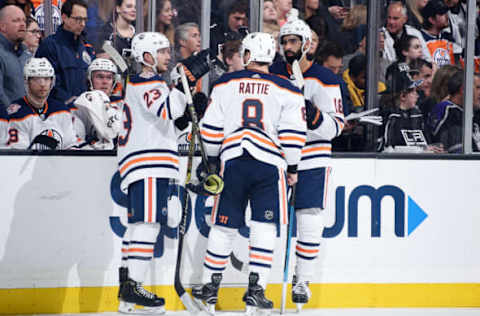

295,208,323,283
248,221,276,289
202,225,236,284
127,222,160,283
121,225,131,268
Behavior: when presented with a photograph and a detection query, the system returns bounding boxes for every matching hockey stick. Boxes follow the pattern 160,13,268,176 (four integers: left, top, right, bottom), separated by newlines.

102,41,128,73
281,186,296,314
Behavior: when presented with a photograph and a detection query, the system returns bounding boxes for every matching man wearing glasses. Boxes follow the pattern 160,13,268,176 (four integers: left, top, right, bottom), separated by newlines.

36,0,95,104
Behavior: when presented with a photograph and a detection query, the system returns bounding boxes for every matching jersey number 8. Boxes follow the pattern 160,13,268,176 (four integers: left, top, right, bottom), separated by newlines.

242,99,264,130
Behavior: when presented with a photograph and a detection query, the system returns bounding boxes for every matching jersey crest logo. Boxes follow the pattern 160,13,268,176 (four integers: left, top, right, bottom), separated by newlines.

433,48,451,67
33,129,63,150
6,103,21,115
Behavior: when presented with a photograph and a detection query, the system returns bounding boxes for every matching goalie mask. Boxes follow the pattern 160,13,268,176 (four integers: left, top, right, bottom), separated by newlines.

24,57,55,95
74,90,122,140
87,58,119,94
240,32,276,67
279,13,312,63
131,32,170,72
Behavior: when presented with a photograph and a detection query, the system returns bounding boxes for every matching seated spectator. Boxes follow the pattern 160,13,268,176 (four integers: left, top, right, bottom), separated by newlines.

208,39,242,90
96,0,136,59
385,34,423,90
409,58,433,105
420,64,460,116
175,22,200,61
71,58,122,150
381,1,430,64
5,0,35,18
339,4,367,55
263,0,280,46
343,53,386,109
419,0,459,67
210,1,248,57
319,1,349,49
305,14,327,60
0,5,29,107
428,68,464,153
444,0,467,51
6,58,78,150
406,0,428,30
23,16,41,58
274,0,292,26
380,71,442,152
299,0,322,20
155,0,175,45
35,0,95,104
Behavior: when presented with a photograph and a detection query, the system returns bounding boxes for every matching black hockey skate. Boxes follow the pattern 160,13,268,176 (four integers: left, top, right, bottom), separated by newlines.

243,272,273,316
292,275,311,312
192,273,222,315
118,267,129,299
118,278,165,314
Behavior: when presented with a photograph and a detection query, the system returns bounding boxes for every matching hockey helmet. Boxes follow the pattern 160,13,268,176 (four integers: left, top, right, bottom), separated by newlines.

23,57,56,92
131,32,170,71
87,58,119,92
279,10,312,57
240,32,276,67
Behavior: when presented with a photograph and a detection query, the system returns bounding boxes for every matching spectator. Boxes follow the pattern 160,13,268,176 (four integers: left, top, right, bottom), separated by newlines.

6,57,78,150
33,0,62,32
420,0,458,67
175,22,200,61
300,0,322,20
208,39,242,90
406,0,428,30
409,58,433,105
273,0,292,26
5,0,35,18
444,0,467,51
381,71,436,152
0,5,29,107
305,14,327,59
385,34,423,89
343,53,386,109
210,1,248,56
381,1,430,64
319,1,349,49
23,16,41,58
420,64,460,116
428,68,464,153
155,0,175,45
35,0,95,104
96,0,136,58
339,4,367,55
71,58,123,149
263,0,280,45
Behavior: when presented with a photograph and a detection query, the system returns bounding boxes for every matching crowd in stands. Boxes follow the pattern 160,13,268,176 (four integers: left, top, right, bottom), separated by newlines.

0,0,479,153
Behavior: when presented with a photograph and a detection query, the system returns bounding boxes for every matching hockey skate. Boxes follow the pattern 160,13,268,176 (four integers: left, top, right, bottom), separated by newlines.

192,273,222,315
292,275,311,312
118,279,165,314
243,272,273,316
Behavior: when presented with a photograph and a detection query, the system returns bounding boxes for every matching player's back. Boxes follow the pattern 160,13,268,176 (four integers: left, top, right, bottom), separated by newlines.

203,70,305,170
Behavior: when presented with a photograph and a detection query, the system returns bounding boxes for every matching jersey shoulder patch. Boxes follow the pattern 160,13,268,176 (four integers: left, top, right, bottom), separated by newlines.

6,103,22,116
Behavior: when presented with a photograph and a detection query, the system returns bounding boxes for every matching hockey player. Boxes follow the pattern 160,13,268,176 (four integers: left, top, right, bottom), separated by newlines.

6,57,78,150
192,32,306,315
0,105,8,148
270,16,345,309
71,58,123,149
116,32,209,314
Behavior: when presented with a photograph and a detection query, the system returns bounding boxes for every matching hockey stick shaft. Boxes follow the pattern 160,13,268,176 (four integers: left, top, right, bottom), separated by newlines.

281,185,296,314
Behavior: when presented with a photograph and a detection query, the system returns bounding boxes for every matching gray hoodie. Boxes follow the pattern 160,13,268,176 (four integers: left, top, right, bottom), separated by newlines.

0,33,29,107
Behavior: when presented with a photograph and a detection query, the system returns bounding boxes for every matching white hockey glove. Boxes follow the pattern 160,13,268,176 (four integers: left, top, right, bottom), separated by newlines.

74,90,122,141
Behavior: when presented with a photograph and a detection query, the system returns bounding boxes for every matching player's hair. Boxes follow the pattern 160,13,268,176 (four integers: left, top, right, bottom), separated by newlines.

348,53,367,78
317,41,344,64
61,0,88,17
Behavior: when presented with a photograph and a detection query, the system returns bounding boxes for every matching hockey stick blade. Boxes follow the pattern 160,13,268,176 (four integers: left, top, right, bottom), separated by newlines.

230,252,249,274
102,41,128,73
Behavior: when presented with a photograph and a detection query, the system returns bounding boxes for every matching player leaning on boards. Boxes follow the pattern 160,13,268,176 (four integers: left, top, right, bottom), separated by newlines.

192,32,306,315
6,58,78,150
270,14,345,310
116,32,209,314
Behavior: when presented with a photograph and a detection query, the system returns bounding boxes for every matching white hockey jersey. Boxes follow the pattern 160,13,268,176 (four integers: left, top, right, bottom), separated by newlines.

117,74,187,192
201,70,306,171
270,61,345,170
6,97,79,150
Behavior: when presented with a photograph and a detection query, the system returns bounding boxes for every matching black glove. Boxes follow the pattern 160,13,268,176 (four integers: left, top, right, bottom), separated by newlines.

28,134,59,150
196,157,220,182
305,99,323,130
175,49,210,93
174,92,209,130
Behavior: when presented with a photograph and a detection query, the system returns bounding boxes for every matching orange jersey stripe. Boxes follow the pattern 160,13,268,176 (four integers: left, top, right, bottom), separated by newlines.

128,248,154,253
120,156,179,174
279,136,306,142
205,256,228,265
250,254,273,262
302,146,331,154
201,130,224,138
296,245,319,254
224,131,277,149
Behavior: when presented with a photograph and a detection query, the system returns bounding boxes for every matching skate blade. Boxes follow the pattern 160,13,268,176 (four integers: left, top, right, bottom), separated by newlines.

193,297,216,315
296,303,305,313
118,301,165,315
245,305,271,316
